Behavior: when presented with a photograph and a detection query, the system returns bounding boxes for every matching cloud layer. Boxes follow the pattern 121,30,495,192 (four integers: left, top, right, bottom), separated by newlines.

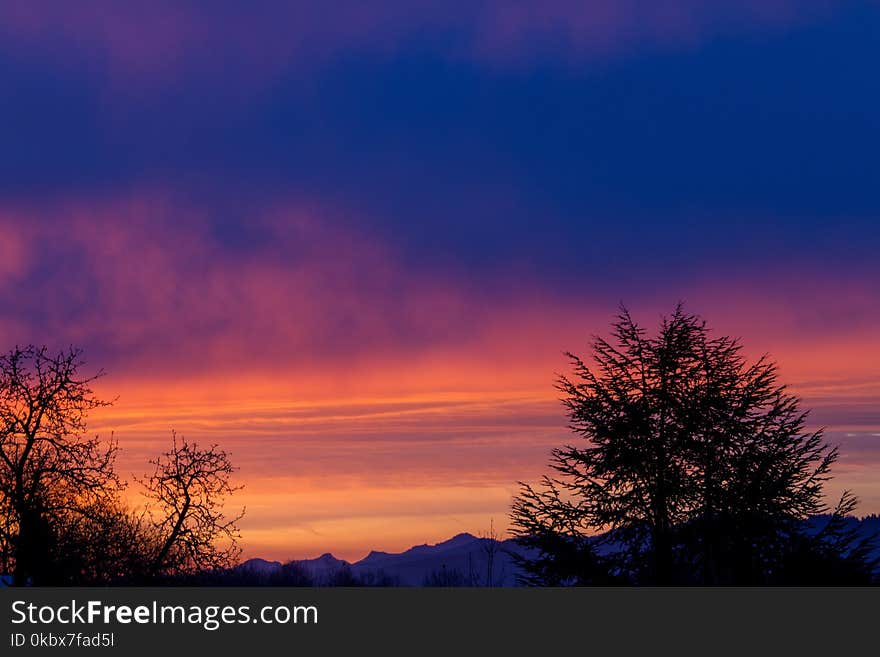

1,2,878,558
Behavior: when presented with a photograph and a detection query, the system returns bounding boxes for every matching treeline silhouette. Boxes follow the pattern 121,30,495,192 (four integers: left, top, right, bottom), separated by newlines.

0,346,243,585
510,306,879,585
1,305,878,586
170,561,483,587
178,561,400,587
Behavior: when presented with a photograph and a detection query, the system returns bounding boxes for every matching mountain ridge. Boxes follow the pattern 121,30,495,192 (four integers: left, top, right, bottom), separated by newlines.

238,531,519,586
236,515,880,586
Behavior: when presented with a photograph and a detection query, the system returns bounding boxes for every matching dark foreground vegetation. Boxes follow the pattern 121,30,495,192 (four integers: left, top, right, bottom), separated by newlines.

1,306,877,586
0,346,242,585
510,306,879,584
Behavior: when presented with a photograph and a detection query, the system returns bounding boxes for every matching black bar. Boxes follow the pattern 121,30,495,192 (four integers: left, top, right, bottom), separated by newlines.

1,587,874,655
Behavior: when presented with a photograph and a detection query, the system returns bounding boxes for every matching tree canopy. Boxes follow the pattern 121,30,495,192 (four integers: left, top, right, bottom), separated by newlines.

510,306,877,585
0,345,243,585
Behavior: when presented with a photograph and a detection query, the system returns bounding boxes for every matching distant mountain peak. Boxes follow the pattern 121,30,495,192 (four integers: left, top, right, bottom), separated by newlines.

236,531,523,586
300,552,349,568
444,532,478,545
239,558,282,574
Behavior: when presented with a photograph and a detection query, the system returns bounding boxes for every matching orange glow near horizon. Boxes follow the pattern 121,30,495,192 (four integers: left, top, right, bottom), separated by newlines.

86,319,880,562
4,195,878,562
2,2,879,581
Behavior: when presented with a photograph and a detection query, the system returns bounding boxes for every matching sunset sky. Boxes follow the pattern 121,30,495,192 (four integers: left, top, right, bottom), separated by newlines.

1,1,878,562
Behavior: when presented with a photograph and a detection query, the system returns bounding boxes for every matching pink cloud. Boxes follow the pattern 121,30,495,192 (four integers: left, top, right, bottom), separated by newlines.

0,193,501,379
1,192,877,388
0,219,29,280
2,192,878,558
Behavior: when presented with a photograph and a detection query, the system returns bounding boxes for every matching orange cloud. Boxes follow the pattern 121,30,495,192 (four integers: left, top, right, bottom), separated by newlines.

2,194,878,559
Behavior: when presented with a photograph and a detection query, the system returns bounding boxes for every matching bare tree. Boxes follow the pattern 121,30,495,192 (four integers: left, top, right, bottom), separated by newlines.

50,497,159,585
481,519,502,587
140,431,244,580
0,346,119,584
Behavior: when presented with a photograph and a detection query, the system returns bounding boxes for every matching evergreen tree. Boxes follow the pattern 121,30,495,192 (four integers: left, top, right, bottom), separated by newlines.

511,305,877,584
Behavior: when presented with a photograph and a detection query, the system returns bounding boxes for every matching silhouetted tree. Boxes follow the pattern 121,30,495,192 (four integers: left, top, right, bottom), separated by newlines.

510,480,626,585
424,564,468,586
511,306,877,584
0,346,119,584
47,498,159,584
481,519,500,586
271,561,315,586
324,564,359,586
0,346,248,586
356,569,400,587
140,431,244,580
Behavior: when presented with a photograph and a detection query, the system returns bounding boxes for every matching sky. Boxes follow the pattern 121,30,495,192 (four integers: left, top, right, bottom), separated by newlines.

1,1,878,561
